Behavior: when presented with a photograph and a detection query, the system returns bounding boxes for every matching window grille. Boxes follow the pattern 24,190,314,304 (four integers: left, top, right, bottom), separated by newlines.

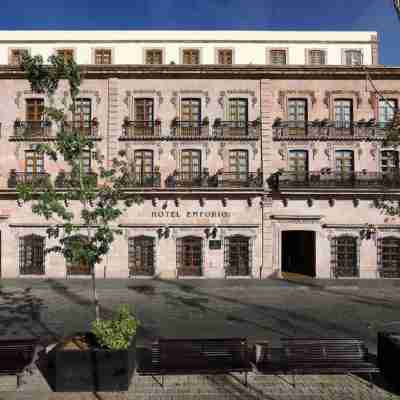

378,237,400,278
225,235,251,276
308,50,326,65
19,234,45,275
56,49,74,63
344,50,362,66
182,49,200,65
218,49,233,65
10,49,28,66
331,235,358,277
270,50,287,65
145,50,163,64
128,236,155,276
94,49,112,65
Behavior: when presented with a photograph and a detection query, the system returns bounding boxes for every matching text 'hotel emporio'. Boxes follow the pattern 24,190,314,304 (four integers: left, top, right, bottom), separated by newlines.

0,30,399,280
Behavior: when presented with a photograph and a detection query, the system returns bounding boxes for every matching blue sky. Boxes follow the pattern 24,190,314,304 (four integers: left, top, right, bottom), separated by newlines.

1,0,399,65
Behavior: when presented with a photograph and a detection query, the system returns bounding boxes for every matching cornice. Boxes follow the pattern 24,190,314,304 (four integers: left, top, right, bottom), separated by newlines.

1,65,400,80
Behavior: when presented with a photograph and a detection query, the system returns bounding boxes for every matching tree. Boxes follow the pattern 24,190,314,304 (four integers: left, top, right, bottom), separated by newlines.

394,0,400,20
17,54,143,320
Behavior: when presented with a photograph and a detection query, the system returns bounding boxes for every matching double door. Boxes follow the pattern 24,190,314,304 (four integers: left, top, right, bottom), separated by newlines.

177,237,202,276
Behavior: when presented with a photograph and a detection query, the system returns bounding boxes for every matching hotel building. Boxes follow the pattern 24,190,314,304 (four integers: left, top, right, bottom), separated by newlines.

0,30,398,280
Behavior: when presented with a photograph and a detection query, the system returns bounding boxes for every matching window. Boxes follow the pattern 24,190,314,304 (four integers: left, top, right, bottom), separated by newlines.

379,237,400,278
134,150,154,185
229,98,248,122
332,236,358,277
181,149,201,181
56,49,74,63
334,99,353,130
176,236,202,276
229,150,249,182
25,147,44,174
270,49,287,65
26,98,44,122
289,150,308,174
308,49,326,65
288,99,307,135
378,99,397,128
335,150,354,174
224,235,251,276
94,49,112,65
217,49,233,65
10,49,29,66
134,98,154,122
73,98,92,135
19,234,45,275
381,151,399,175
145,49,163,65
182,49,200,65
344,50,362,66
65,235,90,275
128,236,155,276
82,150,92,174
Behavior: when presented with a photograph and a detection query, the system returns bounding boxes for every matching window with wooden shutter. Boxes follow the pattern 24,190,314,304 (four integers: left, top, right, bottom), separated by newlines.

56,49,74,63
344,50,362,65
10,49,29,66
94,49,112,65
270,49,287,65
182,49,200,65
308,50,326,65
218,49,233,65
25,148,44,174
145,49,163,65
19,234,45,275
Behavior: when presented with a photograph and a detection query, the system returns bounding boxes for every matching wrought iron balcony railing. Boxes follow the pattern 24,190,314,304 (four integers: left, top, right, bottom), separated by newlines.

61,121,99,138
170,121,209,138
213,171,264,188
13,121,53,139
121,172,161,188
54,171,98,188
165,170,211,187
122,120,161,139
212,121,260,138
273,120,389,140
267,170,400,190
8,171,51,188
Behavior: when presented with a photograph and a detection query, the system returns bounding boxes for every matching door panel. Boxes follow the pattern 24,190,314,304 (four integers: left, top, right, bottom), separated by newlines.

177,237,202,276
227,236,250,276
129,236,155,276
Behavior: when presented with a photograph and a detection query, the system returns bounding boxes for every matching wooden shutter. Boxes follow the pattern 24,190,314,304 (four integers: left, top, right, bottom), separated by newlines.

331,237,337,278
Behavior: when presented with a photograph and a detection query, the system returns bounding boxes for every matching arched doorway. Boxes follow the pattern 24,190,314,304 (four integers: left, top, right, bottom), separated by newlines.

281,230,316,277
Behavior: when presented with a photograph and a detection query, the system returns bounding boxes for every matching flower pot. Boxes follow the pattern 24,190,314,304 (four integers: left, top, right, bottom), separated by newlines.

48,332,136,392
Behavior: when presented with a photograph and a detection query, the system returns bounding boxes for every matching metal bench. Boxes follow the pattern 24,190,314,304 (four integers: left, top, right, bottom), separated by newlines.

0,338,43,387
253,338,379,387
137,338,251,386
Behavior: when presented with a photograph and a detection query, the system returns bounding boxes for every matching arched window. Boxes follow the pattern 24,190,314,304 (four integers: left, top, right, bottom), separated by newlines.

19,234,45,275
378,237,400,278
224,235,251,276
128,236,155,276
65,235,90,275
176,236,203,277
331,235,359,278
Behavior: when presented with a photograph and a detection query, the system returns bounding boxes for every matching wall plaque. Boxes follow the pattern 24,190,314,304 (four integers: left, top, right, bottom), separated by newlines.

209,240,222,250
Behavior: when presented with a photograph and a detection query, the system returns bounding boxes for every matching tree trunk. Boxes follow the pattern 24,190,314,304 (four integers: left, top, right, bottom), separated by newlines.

91,263,100,320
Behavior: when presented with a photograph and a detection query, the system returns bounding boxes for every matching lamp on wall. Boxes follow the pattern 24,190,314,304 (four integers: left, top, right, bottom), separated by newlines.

359,223,377,240
205,227,218,238
157,226,170,239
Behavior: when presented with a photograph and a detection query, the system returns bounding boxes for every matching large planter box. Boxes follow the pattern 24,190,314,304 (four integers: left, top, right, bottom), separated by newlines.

378,331,400,389
48,332,136,392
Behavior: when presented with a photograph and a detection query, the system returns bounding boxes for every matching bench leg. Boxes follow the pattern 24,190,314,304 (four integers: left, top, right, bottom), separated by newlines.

244,371,248,387
151,375,164,388
16,374,22,388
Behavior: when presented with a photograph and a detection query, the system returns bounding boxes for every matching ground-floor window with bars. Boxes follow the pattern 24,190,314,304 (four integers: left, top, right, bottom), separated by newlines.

224,235,252,276
378,237,400,278
331,235,359,278
128,236,155,276
176,236,203,276
19,234,45,275
65,235,91,275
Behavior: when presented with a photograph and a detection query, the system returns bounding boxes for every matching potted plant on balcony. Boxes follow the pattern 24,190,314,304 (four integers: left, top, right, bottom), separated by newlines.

123,116,130,127
55,169,67,188
49,304,139,392
202,116,209,126
252,116,261,127
8,169,17,188
273,117,282,127
91,117,99,127
155,116,161,126
213,117,222,127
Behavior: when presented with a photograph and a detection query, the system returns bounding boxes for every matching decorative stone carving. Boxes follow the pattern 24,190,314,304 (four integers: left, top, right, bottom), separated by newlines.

218,91,226,108
62,91,69,107
15,91,23,108
311,143,318,160
227,89,257,108
307,198,313,207
170,91,178,108
217,142,225,160
156,91,163,105
124,90,132,107
179,90,210,106
170,143,178,160
278,143,287,160
250,142,258,160
278,90,316,112
324,90,362,110
79,90,101,105
157,143,163,160
370,143,378,160
324,144,332,161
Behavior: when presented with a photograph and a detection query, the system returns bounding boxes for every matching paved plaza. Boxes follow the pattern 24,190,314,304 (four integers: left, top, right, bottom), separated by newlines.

0,278,400,399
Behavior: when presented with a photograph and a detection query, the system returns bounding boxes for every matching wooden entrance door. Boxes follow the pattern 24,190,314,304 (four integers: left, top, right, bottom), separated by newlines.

129,236,155,276
226,235,250,276
177,236,202,276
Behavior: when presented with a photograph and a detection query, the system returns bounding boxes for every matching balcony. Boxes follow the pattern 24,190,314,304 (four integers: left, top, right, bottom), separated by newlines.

268,170,400,190
212,120,260,139
12,120,53,140
121,172,161,188
273,120,388,140
61,120,100,139
8,170,51,188
213,170,263,188
54,171,98,188
165,170,211,188
121,120,161,139
170,121,209,139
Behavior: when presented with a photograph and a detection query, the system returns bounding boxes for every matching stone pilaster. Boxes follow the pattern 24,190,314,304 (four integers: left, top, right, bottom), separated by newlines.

107,78,121,165
371,34,379,66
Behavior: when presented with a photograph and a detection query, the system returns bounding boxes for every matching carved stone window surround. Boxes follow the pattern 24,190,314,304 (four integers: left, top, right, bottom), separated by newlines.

124,90,163,111
323,90,362,119
368,91,400,120
62,89,101,119
277,90,317,116
325,142,359,169
169,143,211,164
285,144,312,170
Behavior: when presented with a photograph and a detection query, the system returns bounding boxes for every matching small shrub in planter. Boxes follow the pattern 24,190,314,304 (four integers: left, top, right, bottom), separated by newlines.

50,305,140,392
